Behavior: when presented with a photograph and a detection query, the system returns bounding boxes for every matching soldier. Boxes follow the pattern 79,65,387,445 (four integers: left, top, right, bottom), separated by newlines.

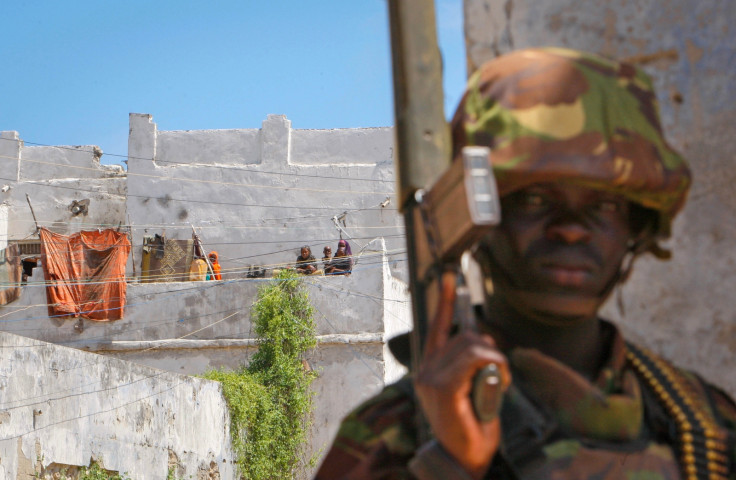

315,48,736,479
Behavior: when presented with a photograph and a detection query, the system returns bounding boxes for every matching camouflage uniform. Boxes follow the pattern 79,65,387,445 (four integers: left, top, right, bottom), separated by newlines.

315,322,736,479
315,49,736,479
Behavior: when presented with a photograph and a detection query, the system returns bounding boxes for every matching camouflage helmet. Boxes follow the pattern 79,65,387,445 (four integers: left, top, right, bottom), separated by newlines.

451,47,691,242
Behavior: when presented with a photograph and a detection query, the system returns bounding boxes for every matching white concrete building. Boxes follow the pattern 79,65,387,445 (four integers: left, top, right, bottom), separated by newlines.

0,115,411,478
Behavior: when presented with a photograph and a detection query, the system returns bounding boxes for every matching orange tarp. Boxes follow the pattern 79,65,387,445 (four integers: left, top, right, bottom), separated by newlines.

40,228,131,321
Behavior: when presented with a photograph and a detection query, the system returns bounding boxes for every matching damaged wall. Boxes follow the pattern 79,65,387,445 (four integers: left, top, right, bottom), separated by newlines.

1,238,410,475
0,330,235,480
463,0,736,395
1,115,412,476
0,131,126,241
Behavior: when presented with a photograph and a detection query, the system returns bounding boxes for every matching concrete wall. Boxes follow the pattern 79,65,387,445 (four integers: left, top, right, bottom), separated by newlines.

0,131,126,240
0,203,8,249
1,116,414,476
0,250,410,472
126,114,404,282
463,0,736,396
0,331,234,480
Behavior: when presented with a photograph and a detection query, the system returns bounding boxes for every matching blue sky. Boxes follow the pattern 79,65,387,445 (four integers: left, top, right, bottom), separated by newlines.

0,1,467,166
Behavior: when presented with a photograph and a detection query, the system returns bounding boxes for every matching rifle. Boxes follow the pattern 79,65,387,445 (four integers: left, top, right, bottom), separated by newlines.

387,0,503,443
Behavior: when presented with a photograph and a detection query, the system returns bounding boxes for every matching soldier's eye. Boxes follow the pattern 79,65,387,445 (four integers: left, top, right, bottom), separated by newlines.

521,193,545,207
594,199,622,213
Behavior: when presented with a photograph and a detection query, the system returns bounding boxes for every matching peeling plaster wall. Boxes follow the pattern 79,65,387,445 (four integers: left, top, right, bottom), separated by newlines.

1,115,413,476
0,130,126,240
0,203,8,249
1,232,410,477
0,331,234,480
464,0,736,396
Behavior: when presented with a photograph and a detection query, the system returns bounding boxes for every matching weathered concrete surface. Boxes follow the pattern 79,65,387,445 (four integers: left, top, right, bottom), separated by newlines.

0,331,234,480
464,0,736,396
0,203,8,250
0,131,126,240
0,249,411,475
126,113,404,283
2,115,413,476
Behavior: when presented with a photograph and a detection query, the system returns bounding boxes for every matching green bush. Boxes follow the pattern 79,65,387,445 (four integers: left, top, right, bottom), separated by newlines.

79,461,130,480
203,270,317,479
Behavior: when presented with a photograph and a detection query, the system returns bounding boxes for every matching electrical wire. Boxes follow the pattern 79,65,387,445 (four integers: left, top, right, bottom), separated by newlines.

0,254,409,325
0,174,398,212
2,256,408,293
0,246,407,287
7,218,404,231
0,136,397,184
1,155,394,196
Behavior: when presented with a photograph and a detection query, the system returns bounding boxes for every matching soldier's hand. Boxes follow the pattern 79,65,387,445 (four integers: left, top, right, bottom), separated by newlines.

414,272,511,479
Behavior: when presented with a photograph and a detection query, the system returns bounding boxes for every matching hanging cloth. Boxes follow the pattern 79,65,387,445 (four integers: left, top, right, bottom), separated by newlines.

39,228,131,321
0,243,22,305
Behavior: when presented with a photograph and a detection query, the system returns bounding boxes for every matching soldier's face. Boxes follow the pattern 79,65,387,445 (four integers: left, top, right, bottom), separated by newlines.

485,183,633,298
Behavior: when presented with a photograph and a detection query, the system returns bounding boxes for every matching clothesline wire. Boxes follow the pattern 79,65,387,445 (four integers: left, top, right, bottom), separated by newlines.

4,235,406,262
305,273,412,307
0,136,397,184
0,276,234,323
4,228,405,260
224,247,406,264
0,258,409,306
11,306,246,346
0,174,399,213
0,272,397,410
0,308,248,409
2,280,407,358
0,280,230,315
7,218,404,231
4,233,407,268
4,236,405,266
140,157,396,184
0,274,394,410
6,139,730,205
311,302,385,381
0,376,185,442
0,249,408,289
0,155,394,196
0,257,410,323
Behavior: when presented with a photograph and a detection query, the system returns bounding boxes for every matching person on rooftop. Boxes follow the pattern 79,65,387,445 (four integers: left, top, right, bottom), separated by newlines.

295,246,318,275
322,245,335,275
328,239,352,276
207,251,222,280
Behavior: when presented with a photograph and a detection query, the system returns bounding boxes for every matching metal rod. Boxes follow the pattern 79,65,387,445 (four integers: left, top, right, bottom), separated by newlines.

25,193,40,234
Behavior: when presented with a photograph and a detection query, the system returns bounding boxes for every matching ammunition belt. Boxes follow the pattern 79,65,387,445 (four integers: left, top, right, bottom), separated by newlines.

626,342,731,480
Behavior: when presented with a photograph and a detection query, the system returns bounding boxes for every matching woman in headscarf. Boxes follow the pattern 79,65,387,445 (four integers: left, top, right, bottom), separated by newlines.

329,240,352,275
208,251,222,280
